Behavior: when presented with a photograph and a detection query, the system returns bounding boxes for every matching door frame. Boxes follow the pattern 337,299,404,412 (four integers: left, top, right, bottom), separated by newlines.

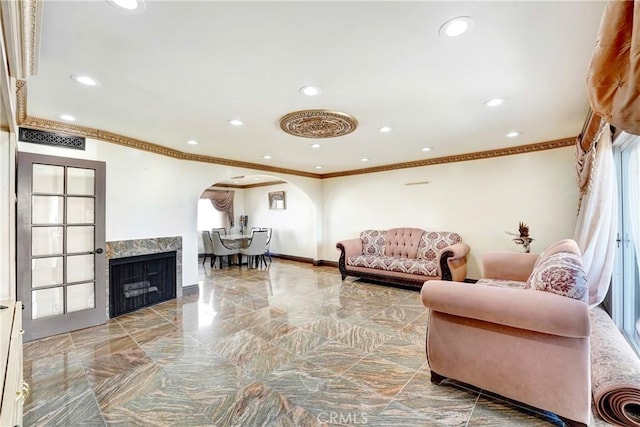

17,151,106,341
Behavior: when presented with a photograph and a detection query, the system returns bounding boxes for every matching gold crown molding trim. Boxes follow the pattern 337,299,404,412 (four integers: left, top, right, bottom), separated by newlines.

21,116,98,138
319,137,577,179
212,180,286,190
16,80,27,124
21,0,42,78
20,115,318,178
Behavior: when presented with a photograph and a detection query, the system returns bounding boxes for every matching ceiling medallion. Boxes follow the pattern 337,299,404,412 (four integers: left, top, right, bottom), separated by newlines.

279,110,358,139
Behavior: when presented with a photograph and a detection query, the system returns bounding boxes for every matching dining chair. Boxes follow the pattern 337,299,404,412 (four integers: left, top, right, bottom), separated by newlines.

210,230,241,268
250,227,262,238
200,231,215,267
239,230,269,268
263,227,273,264
211,227,226,236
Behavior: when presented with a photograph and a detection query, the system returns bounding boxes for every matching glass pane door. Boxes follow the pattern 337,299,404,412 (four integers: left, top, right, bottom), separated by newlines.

18,152,106,341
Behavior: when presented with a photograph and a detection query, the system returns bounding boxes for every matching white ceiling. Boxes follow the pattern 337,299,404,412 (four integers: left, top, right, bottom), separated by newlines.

26,1,606,179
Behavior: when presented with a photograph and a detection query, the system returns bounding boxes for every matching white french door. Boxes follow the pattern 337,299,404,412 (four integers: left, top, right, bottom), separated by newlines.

17,152,106,341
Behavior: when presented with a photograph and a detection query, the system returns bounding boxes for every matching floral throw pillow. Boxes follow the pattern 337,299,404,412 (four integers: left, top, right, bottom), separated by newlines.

360,230,386,256
526,252,587,302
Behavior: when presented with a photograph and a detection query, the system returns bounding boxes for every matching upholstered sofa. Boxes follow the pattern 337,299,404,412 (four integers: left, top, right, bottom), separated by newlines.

421,239,591,427
336,227,470,288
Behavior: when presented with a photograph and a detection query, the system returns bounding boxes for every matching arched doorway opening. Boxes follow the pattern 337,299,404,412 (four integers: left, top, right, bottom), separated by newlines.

196,173,317,263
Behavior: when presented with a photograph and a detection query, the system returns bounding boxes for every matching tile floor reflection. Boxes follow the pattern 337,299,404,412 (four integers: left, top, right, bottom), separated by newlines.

23,259,608,426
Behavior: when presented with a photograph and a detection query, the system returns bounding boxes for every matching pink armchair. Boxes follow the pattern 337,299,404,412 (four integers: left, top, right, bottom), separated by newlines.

421,239,591,426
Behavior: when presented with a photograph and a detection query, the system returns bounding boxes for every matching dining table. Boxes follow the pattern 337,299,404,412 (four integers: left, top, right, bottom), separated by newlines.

220,234,253,249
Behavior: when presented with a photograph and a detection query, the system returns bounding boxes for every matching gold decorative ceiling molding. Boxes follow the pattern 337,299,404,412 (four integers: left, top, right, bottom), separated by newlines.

319,137,577,179
21,0,41,78
3,0,41,80
279,109,358,139
15,80,577,180
210,180,286,190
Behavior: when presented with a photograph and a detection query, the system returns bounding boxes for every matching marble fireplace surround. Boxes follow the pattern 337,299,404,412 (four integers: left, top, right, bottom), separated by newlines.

105,237,183,316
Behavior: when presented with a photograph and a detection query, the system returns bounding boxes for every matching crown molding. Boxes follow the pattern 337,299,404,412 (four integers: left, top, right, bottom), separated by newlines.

16,81,577,180
2,0,41,80
319,137,577,179
21,0,42,78
212,180,286,190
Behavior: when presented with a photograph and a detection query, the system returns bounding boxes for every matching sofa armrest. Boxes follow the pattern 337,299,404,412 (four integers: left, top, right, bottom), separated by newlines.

482,252,539,282
421,280,590,338
438,243,470,281
336,238,362,259
336,238,363,280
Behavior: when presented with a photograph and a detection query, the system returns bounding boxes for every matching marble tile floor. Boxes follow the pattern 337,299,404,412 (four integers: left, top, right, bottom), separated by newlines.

23,259,610,426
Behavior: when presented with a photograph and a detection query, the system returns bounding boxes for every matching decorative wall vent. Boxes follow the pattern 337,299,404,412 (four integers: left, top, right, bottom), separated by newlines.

18,127,86,150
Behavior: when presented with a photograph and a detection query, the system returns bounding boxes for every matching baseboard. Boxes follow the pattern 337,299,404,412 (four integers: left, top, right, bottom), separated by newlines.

182,283,199,296
315,260,338,267
269,253,338,268
269,253,314,264
464,278,478,283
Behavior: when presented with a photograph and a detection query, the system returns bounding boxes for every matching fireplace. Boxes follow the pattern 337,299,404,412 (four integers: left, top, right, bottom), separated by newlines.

109,251,177,317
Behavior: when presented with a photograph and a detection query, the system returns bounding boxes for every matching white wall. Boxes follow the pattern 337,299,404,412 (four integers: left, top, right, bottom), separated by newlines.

244,182,317,259
321,147,578,279
18,139,321,288
18,138,577,283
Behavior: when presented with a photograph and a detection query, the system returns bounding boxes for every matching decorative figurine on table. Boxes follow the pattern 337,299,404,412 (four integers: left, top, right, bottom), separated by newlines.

239,215,248,235
506,222,534,253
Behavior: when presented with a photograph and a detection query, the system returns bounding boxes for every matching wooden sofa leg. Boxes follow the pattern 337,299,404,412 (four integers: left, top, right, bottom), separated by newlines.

558,417,586,427
430,370,446,385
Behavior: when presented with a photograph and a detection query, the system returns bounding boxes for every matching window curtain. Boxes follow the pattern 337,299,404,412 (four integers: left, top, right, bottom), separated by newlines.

201,190,234,227
573,121,618,307
575,0,639,307
586,0,640,136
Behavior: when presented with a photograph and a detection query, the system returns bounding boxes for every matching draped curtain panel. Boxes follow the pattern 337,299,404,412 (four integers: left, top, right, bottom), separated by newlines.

201,190,235,227
586,0,640,136
573,126,617,307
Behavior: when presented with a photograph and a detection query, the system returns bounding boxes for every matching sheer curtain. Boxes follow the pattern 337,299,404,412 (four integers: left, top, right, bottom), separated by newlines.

573,122,618,307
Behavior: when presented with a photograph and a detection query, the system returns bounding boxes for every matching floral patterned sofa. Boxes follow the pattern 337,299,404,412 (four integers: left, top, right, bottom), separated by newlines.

335,227,470,288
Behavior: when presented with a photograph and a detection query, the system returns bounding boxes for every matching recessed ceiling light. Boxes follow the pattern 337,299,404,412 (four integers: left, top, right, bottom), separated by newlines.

310,143,321,148
506,131,520,138
59,114,76,122
233,181,240,184
71,74,100,87
439,16,474,38
378,126,392,133
262,155,272,160
300,86,321,96
361,158,369,162
421,147,433,152
254,177,260,181
315,166,323,169
228,119,244,126
484,98,505,107
186,140,198,145
106,0,145,11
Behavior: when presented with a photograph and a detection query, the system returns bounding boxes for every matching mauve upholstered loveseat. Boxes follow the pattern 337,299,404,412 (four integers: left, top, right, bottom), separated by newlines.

336,227,470,288
421,239,591,426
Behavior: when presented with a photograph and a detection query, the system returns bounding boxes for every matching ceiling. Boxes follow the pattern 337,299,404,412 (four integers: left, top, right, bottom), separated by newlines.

25,1,606,183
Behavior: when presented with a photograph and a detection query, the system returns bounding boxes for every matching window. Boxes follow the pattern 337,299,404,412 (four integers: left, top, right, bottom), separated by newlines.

613,132,640,355
197,199,225,231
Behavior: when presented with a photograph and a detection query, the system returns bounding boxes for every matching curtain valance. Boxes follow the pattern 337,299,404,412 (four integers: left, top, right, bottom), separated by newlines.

201,190,234,227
